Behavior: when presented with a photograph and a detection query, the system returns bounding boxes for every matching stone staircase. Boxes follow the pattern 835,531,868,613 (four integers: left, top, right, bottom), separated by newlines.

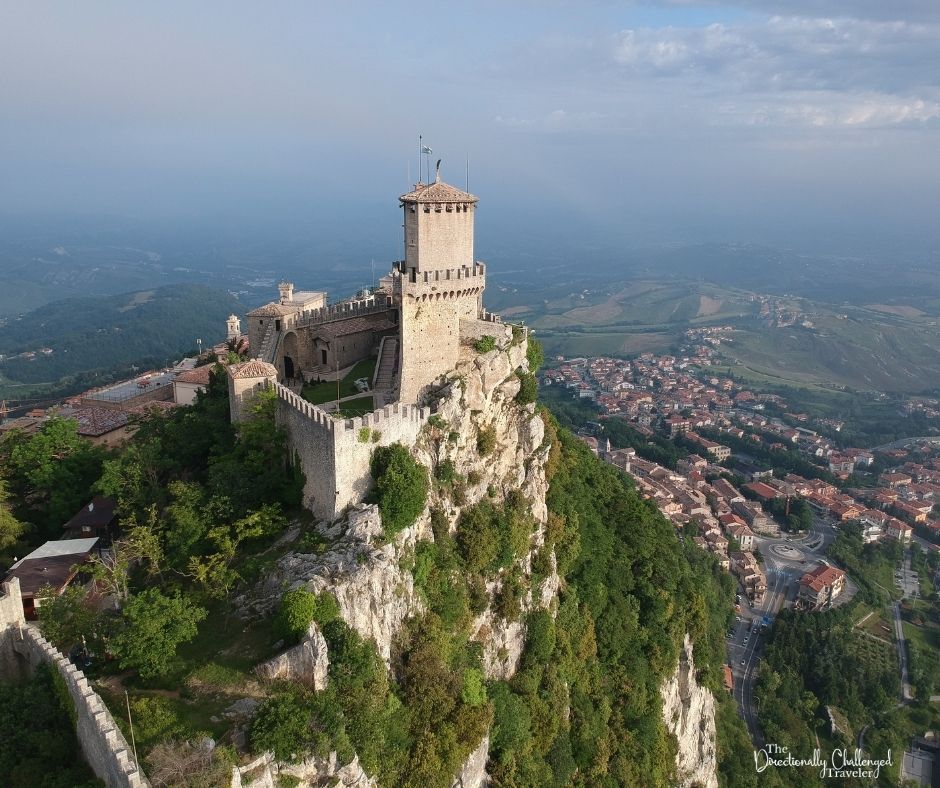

374,337,399,394
256,322,280,364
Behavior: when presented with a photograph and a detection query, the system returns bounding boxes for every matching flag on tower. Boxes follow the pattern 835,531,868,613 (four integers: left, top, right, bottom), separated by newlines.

421,145,432,154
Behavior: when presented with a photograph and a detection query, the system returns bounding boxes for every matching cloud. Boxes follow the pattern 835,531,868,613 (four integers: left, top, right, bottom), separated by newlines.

603,15,940,128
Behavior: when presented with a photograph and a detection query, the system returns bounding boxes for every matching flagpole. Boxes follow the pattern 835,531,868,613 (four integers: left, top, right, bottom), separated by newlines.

418,134,422,185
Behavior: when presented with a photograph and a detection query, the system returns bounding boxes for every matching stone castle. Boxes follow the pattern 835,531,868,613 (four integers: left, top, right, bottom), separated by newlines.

227,171,507,521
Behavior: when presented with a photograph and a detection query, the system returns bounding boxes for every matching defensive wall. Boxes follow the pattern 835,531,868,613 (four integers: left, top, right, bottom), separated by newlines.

0,578,149,787
285,295,393,331
274,383,430,521
393,262,486,403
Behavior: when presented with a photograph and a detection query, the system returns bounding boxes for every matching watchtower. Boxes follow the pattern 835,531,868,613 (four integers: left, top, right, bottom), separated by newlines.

394,170,486,403
227,360,278,422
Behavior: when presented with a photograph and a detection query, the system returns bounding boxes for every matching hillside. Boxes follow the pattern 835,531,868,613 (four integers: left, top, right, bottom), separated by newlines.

0,284,243,394
493,277,940,394
4,338,747,787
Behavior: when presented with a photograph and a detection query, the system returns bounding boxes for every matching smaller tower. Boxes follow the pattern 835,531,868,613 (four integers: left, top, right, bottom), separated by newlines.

279,282,295,304
227,360,278,422
226,314,241,340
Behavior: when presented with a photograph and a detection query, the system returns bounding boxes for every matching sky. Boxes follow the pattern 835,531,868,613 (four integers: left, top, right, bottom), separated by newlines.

1,1,939,260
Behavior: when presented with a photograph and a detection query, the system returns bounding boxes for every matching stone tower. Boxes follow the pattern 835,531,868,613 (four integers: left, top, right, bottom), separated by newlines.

227,314,242,340
226,360,278,422
394,172,486,403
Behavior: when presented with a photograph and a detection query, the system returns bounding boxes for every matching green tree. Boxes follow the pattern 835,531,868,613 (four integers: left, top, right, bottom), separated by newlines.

525,336,544,373
3,417,105,536
250,693,312,762
0,479,25,555
111,588,206,679
515,371,538,405
36,583,100,652
370,443,428,539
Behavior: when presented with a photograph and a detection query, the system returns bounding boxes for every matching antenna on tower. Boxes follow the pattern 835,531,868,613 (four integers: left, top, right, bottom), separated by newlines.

435,159,441,183
466,154,470,191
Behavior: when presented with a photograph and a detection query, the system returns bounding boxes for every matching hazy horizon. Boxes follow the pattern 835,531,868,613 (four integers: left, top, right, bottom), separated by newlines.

2,1,939,262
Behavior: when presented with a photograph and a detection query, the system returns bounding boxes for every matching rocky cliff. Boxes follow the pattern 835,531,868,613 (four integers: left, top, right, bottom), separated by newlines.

240,329,553,787
661,633,719,788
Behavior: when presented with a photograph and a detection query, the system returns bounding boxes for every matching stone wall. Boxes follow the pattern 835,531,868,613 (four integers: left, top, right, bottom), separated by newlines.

404,202,475,272
393,263,486,404
0,580,149,787
275,383,430,521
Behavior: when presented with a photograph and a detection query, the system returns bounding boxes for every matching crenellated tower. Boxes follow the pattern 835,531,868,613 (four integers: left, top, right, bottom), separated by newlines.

393,172,485,403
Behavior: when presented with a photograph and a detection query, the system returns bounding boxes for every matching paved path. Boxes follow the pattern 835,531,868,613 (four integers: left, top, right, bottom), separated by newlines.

892,599,914,702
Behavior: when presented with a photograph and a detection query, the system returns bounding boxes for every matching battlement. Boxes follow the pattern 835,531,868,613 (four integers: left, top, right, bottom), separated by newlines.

274,382,336,432
2,615,150,787
392,260,486,286
273,381,431,520
339,400,429,434
286,295,393,331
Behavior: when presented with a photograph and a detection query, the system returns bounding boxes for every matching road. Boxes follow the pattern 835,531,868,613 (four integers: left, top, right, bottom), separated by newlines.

892,600,914,702
893,549,915,703
730,513,839,744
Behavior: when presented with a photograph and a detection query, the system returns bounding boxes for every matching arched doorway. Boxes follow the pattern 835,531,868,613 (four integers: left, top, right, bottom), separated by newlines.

284,356,295,379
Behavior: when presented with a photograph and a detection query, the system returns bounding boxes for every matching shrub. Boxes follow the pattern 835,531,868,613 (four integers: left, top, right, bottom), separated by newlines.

274,588,317,644
274,589,339,644
493,570,525,622
371,429,382,443
435,458,458,484
476,426,497,456
461,668,487,707
250,693,311,762
371,443,429,539
526,336,544,373
429,506,451,542
358,427,371,444
523,610,556,665
515,371,538,405
474,335,497,353
456,502,500,573
467,470,482,486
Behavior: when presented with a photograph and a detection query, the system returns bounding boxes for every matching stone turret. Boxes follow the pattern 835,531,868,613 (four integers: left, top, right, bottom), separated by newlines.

279,281,295,304
227,360,278,422
395,172,486,403
227,314,242,340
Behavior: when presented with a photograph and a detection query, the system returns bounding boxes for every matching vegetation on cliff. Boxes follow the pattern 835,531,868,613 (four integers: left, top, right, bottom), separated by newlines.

2,348,747,787
482,419,738,786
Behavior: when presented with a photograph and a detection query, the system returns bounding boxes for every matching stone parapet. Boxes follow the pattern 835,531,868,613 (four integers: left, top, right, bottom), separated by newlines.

4,617,150,787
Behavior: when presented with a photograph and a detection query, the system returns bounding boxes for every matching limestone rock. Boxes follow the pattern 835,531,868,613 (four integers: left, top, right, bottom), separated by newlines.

249,505,424,664
452,735,489,788
232,751,376,788
661,633,718,788
254,622,328,689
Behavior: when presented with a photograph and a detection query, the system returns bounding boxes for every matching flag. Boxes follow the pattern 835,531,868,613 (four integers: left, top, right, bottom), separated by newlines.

421,145,432,154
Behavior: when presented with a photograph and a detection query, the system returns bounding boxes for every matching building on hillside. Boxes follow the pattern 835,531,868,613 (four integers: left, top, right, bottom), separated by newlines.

62,497,119,543
4,538,100,619
886,518,913,544
225,168,519,521
173,365,215,405
798,564,846,609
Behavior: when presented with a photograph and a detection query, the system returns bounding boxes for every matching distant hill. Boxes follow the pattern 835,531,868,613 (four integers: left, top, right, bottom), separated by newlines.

0,284,243,391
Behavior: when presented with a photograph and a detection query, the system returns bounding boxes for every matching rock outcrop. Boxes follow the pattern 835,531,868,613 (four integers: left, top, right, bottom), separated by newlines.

232,751,376,788
243,332,555,786
452,734,489,788
661,633,719,788
254,621,329,689
245,505,425,664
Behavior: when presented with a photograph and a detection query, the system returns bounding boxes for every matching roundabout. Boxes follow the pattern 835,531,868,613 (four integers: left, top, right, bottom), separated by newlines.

769,543,805,562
